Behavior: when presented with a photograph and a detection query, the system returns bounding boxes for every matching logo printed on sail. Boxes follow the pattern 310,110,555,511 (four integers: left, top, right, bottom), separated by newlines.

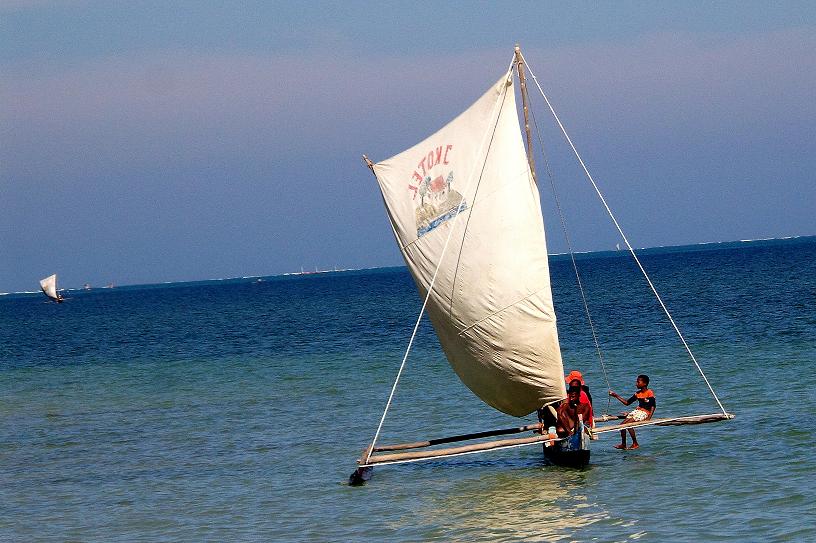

407,144,467,237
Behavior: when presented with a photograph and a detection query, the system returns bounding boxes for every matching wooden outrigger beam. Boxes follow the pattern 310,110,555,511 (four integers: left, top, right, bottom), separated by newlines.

593,412,735,434
371,414,640,454
362,433,562,467
373,423,544,452
364,413,734,465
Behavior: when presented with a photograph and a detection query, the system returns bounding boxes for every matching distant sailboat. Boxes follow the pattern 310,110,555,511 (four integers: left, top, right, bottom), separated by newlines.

350,46,733,484
39,274,64,303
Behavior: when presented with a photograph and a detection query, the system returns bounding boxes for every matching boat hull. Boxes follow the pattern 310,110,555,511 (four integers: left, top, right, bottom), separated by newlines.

348,466,372,486
543,445,590,468
543,421,590,468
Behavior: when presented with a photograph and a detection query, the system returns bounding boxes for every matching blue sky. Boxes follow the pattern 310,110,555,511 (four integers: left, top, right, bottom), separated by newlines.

2,1,814,292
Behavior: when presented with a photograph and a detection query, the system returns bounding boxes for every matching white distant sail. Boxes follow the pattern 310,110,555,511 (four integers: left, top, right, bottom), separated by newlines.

372,74,565,416
39,274,61,302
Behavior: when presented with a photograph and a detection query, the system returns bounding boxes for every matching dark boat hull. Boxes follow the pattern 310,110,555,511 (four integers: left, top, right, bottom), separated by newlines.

543,421,590,468
348,466,372,486
543,445,590,468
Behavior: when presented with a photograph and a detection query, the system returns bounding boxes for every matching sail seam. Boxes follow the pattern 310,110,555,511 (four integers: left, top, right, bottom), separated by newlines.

446,82,512,323
456,286,554,337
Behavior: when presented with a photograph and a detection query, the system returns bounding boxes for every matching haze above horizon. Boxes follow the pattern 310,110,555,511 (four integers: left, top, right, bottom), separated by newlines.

2,2,815,293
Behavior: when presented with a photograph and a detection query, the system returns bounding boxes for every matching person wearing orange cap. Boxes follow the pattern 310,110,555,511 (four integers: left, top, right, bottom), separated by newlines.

564,370,594,431
555,380,592,438
565,370,593,409
537,371,593,433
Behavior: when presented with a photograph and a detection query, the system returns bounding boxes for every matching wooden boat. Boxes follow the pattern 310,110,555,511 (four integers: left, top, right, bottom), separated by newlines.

350,46,732,485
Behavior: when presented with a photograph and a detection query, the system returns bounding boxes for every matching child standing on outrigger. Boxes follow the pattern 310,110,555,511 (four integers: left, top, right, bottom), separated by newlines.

609,374,656,450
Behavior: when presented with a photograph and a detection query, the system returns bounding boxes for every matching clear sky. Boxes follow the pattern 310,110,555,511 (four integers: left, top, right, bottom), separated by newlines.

2,1,814,292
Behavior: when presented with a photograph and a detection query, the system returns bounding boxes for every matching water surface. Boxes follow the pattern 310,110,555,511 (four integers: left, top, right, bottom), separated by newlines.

1,238,814,541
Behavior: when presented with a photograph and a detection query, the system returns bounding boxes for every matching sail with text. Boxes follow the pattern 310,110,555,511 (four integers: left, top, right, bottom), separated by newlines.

371,74,565,416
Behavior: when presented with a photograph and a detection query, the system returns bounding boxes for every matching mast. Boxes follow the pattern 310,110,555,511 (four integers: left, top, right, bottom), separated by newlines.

514,45,537,184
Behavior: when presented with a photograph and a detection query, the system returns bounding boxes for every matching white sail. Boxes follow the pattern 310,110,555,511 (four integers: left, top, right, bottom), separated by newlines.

372,73,565,416
39,274,60,301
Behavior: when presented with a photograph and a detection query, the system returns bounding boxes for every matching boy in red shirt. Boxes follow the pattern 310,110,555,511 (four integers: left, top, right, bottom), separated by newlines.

564,370,594,425
556,381,593,438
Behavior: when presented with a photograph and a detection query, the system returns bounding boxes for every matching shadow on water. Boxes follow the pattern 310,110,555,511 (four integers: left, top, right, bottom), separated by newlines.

334,450,610,542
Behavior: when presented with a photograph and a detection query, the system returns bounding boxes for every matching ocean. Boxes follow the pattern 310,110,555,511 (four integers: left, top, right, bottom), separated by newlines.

1,237,814,542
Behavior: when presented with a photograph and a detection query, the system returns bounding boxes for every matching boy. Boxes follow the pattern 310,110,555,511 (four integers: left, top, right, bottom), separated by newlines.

608,374,655,450
556,380,593,438
564,369,594,431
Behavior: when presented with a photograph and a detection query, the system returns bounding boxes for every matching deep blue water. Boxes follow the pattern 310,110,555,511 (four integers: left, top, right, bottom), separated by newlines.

1,237,814,542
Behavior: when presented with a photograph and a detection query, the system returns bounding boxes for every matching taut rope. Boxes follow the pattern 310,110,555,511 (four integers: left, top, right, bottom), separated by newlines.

362,62,517,464
521,51,728,416
527,95,613,416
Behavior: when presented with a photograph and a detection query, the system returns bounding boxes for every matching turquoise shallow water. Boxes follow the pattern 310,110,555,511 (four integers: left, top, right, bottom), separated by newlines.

1,238,815,542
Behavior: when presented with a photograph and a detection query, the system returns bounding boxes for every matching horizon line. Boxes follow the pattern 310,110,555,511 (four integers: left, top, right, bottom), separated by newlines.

2,234,813,297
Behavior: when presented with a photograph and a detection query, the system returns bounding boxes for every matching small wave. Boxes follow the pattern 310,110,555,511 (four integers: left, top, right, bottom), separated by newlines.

739,235,805,242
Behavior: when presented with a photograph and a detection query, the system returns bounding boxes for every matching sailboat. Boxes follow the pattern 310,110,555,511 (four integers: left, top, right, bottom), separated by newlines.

39,274,64,303
350,47,732,485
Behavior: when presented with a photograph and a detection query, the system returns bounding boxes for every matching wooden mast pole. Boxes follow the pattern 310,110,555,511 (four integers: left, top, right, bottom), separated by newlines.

514,45,537,185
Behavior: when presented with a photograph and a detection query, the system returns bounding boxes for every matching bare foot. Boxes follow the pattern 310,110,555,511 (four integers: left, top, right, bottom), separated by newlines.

628,444,639,450
614,444,626,449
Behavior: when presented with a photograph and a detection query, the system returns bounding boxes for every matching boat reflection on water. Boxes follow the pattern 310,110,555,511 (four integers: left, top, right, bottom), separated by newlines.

400,453,608,540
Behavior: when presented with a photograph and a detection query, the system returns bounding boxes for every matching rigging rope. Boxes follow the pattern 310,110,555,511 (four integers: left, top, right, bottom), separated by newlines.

520,51,728,416
528,95,613,417
362,63,517,464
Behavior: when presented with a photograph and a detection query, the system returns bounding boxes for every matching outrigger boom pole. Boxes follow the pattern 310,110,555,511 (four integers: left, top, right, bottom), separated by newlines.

348,412,734,484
